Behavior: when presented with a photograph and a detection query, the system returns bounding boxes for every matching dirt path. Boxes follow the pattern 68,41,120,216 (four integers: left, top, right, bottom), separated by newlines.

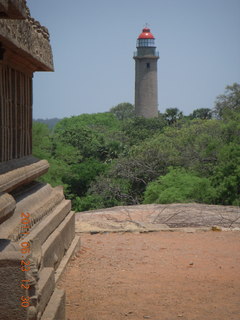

58,231,240,320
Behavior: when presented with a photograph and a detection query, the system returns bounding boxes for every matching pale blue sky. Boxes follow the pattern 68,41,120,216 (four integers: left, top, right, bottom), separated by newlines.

28,0,240,119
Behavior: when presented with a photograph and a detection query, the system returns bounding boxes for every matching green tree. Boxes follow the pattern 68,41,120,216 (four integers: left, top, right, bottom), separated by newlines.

110,102,135,120
32,122,74,191
52,142,82,165
164,108,183,125
106,119,223,204
144,167,216,204
122,116,167,146
130,119,222,177
86,176,133,209
32,122,52,159
64,159,107,197
211,143,240,205
39,158,70,189
213,83,240,119
54,112,123,161
32,88,240,210
189,108,212,120
73,195,104,212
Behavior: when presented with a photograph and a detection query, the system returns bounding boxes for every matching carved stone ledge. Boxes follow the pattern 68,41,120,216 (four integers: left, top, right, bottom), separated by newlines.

0,13,54,71
0,183,66,241
0,0,27,19
23,199,71,247
0,158,49,193
13,188,66,241
0,156,40,174
0,192,16,224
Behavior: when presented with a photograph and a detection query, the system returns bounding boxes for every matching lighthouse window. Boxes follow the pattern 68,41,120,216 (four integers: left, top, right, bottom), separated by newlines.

146,63,150,69
137,39,155,47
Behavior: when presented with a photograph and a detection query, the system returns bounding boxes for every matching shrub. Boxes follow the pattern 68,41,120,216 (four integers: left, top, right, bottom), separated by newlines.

143,167,216,204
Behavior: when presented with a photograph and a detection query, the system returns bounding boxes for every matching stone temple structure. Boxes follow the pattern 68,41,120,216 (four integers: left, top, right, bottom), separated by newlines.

134,27,159,118
0,2,79,319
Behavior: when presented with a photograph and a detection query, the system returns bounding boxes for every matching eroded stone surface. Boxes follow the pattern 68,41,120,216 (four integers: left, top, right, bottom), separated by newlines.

0,182,65,240
42,211,75,271
0,192,16,223
0,2,53,71
0,0,27,19
41,289,65,320
0,247,39,320
0,159,49,193
76,203,240,233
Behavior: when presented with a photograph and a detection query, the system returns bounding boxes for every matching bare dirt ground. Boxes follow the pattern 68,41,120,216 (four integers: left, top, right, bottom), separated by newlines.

58,204,240,320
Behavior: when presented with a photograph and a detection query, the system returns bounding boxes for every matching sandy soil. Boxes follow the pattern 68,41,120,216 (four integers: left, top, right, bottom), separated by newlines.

58,231,240,320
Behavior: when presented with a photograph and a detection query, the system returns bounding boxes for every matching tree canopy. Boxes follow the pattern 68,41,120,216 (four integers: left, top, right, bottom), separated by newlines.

33,83,240,211
213,83,240,119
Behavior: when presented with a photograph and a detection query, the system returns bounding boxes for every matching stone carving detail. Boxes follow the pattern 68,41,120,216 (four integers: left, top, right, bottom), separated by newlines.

0,160,49,192
13,189,65,241
0,0,28,19
0,4,53,70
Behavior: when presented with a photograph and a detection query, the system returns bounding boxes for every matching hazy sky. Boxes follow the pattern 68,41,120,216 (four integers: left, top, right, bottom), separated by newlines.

28,0,240,119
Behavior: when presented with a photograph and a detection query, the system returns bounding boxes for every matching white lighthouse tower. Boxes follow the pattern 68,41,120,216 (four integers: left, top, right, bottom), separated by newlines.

134,27,159,118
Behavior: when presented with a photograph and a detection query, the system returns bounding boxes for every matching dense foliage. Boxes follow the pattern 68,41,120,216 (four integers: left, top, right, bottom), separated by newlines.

33,84,240,211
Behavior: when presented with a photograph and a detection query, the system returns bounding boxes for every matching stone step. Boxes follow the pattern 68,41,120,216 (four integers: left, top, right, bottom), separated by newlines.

41,211,75,271
38,268,55,317
0,182,65,240
40,288,65,320
55,235,81,283
24,199,71,247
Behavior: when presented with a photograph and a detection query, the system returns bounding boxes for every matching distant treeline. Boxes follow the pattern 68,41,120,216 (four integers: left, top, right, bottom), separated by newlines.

33,83,240,211
33,117,61,130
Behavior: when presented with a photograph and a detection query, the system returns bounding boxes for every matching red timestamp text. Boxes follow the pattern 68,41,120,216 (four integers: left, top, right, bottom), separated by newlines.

20,212,31,308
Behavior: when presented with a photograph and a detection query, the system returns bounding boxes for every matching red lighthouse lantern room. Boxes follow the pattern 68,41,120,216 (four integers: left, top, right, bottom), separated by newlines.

137,27,156,47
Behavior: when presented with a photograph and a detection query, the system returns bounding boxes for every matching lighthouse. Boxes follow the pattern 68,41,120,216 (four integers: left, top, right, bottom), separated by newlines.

134,27,159,118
